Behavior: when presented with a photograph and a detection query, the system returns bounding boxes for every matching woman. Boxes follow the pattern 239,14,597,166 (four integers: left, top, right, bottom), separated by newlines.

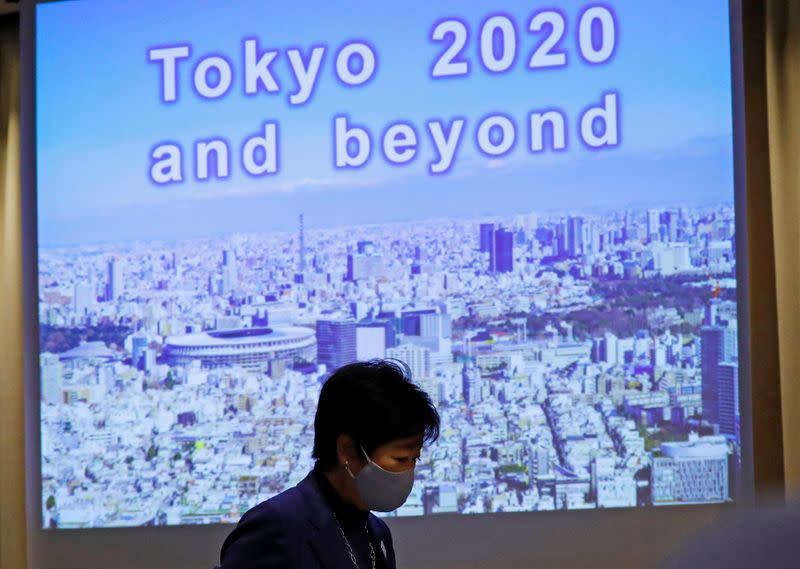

219,359,440,569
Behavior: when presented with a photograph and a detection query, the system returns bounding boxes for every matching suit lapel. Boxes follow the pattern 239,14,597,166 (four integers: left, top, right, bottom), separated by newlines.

297,473,396,569
297,473,359,569
307,524,353,569
367,515,394,569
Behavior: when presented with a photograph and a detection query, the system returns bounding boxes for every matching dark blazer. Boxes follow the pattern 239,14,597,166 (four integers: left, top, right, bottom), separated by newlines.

219,472,397,569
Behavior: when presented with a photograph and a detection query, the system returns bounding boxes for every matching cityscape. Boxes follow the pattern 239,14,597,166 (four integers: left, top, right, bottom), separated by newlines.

37,204,741,528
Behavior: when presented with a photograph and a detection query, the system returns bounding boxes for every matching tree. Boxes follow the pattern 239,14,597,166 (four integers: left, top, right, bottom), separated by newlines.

146,445,158,462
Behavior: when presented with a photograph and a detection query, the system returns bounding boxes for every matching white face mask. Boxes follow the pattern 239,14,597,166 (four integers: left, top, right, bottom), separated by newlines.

345,446,416,512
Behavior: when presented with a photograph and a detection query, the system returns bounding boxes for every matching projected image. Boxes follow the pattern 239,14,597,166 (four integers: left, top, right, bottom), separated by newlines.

36,0,740,527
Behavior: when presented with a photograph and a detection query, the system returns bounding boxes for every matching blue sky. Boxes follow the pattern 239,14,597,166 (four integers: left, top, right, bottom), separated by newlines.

36,0,734,246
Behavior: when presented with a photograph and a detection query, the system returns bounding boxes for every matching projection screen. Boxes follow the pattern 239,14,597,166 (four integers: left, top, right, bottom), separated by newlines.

23,0,753,566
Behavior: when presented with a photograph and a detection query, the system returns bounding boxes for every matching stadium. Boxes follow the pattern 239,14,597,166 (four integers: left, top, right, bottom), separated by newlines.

162,327,316,370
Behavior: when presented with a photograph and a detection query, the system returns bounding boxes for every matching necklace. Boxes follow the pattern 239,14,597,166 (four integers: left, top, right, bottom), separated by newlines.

332,512,377,569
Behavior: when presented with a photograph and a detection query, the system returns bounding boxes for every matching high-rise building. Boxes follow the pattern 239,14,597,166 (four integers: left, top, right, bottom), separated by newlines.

701,324,738,426
480,223,503,271
387,343,431,382
356,325,385,360
298,213,307,273
40,353,63,405
661,210,678,242
222,249,237,293
400,309,436,336
717,362,740,438
316,319,357,370
556,221,568,256
651,435,729,505
106,257,123,301
400,312,454,353
419,312,451,339
346,254,383,281
567,216,584,257
705,299,738,327
586,223,600,257
462,364,482,405
73,281,94,317
653,244,691,275
349,301,370,321
647,209,661,242
263,301,296,327
525,212,539,232
494,229,514,273
724,324,738,360
411,246,422,275
479,223,495,254
358,318,396,349
357,240,376,255
222,249,233,266
700,326,723,425
705,299,720,326
599,332,619,365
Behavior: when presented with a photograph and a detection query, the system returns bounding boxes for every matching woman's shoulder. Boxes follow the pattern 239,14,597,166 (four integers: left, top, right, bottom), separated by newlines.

218,483,308,566
239,484,306,526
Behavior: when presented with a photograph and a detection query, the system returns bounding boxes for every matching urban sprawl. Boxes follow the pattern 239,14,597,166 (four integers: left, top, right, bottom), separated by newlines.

38,206,740,527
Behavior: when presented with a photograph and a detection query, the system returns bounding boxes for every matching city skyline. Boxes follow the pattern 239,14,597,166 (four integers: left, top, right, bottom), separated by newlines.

38,203,742,527
37,181,736,250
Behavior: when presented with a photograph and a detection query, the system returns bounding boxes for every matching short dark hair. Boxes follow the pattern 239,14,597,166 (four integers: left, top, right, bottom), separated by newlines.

312,359,440,468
